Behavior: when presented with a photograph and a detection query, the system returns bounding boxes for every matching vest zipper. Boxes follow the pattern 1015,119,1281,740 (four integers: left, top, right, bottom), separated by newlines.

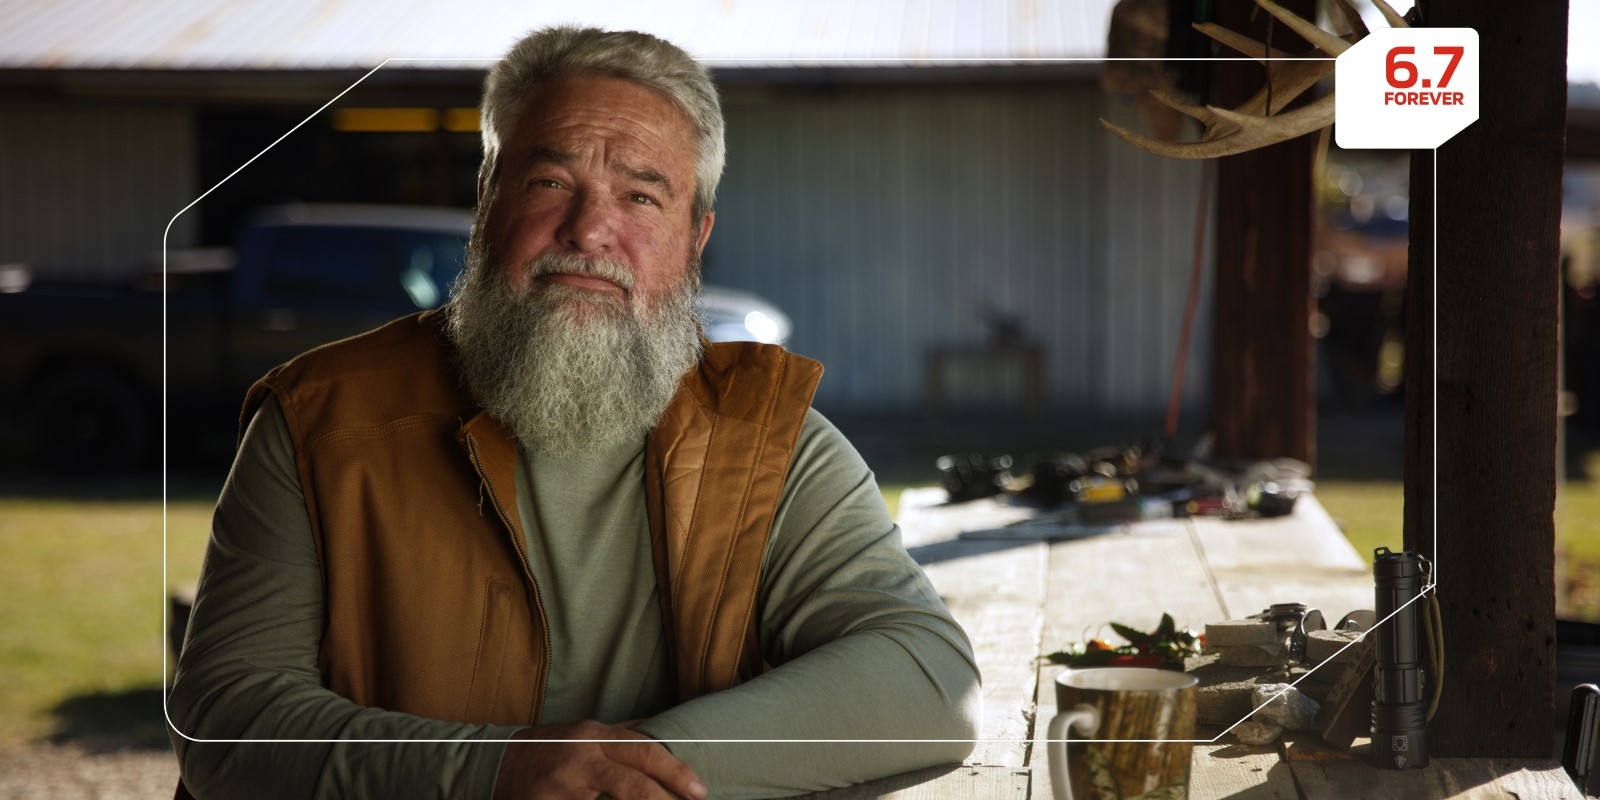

465,432,552,722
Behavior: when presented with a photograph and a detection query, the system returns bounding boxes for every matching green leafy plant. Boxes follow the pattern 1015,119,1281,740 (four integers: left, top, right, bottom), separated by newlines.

1044,613,1202,671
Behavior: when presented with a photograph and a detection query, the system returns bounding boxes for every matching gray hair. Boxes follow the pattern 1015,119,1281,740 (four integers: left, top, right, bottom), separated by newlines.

479,26,725,219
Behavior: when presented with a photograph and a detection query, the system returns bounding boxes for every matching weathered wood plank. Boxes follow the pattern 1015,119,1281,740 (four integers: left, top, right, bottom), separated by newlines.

1201,567,1373,643
1189,496,1366,572
922,541,1046,767
1030,517,1230,795
1312,638,1377,750
895,490,1035,550
794,765,1031,799
1042,528,1228,648
1188,496,1373,622
1189,743,1298,800
1289,757,1580,799
897,489,1046,767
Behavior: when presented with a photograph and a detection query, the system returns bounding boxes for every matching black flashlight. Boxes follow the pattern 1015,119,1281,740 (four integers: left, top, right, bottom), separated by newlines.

1371,547,1428,769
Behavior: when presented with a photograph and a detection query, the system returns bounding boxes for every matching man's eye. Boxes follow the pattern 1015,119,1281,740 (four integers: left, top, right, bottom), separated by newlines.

530,178,564,190
627,193,656,205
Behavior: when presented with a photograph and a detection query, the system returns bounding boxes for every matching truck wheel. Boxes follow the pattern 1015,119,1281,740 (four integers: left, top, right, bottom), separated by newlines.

26,367,152,471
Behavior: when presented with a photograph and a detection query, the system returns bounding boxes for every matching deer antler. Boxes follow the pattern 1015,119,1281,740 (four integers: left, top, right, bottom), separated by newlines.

1100,0,1411,160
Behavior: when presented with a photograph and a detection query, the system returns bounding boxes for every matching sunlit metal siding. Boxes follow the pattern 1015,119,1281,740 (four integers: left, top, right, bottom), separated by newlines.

0,0,1117,70
713,83,1211,417
0,100,198,278
1097,97,1215,416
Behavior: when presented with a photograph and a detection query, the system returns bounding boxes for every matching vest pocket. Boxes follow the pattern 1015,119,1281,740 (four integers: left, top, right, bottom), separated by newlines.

463,576,515,722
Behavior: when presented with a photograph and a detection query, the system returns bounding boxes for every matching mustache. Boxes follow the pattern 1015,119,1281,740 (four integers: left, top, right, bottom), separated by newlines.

525,250,635,291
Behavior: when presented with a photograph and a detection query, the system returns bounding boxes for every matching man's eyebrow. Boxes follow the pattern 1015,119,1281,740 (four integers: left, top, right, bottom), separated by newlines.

620,165,677,200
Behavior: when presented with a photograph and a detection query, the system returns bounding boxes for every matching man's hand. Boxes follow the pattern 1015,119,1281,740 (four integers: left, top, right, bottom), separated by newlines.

492,721,707,800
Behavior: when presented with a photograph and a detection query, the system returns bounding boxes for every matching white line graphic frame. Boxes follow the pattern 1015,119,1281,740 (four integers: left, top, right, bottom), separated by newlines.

159,54,1439,749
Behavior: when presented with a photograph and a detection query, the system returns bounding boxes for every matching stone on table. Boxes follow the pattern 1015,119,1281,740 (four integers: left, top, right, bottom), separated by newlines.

1252,683,1321,731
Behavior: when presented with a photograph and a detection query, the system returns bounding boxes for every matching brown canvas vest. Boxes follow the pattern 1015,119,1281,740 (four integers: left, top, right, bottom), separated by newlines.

177,310,821,797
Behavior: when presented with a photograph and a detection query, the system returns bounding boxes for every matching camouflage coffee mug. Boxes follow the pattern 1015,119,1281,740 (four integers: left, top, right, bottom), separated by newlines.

1048,667,1199,800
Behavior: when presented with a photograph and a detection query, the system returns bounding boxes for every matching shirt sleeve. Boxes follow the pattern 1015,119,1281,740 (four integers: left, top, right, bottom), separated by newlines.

633,408,983,800
167,393,523,800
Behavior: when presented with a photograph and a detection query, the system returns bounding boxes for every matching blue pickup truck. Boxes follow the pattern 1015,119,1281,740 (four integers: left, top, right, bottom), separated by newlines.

0,204,792,470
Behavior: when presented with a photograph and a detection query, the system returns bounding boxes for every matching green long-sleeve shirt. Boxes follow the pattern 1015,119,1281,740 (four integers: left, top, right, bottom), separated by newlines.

169,393,981,799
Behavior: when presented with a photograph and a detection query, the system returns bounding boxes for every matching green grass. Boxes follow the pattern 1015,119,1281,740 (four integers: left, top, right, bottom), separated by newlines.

1254,477,1600,620
1313,481,1406,561
1561,478,1600,563
1317,478,1600,567
0,498,212,743
1557,476,1600,618
880,483,916,521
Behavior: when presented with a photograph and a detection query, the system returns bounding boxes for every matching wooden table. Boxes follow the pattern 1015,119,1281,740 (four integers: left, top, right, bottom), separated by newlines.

804,490,1578,799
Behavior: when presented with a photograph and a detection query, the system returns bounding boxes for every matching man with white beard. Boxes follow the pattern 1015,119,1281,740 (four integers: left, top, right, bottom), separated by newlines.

168,25,980,800
447,244,705,459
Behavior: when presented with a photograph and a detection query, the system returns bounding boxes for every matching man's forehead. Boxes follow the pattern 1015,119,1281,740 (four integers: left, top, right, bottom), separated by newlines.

500,83,695,199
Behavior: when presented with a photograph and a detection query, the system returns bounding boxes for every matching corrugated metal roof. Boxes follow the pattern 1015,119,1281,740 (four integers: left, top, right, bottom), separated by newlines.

0,0,1118,71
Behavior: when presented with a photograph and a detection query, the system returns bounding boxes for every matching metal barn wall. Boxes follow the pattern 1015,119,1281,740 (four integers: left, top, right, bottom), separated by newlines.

1096,96,1215,418
712,83,1213,418
0,99,197,279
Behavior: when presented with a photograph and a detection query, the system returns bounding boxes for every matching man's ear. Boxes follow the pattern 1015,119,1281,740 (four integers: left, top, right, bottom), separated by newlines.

694,211,715,254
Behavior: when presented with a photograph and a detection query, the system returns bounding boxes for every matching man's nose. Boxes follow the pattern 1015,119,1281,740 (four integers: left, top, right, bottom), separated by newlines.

555,190,617,254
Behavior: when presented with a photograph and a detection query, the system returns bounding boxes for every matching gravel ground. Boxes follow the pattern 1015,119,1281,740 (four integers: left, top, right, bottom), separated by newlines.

0,743,177,800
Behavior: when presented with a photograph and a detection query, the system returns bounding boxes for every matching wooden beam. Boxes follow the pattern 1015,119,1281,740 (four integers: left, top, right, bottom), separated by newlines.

1403,0,1567,759
1209,0,1318,463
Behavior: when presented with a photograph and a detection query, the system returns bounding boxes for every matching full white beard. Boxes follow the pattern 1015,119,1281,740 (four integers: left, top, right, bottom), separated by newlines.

444,240,703,457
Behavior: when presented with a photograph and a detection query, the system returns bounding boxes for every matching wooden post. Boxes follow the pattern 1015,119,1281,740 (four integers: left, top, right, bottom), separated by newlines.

1403,0,1567,758
1209,0,1317,463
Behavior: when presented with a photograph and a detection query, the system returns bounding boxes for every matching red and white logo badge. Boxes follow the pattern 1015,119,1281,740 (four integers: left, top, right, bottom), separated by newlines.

1335,28,1479,149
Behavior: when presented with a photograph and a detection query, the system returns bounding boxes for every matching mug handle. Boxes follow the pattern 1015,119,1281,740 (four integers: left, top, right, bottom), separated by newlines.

1048,703,1101,800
